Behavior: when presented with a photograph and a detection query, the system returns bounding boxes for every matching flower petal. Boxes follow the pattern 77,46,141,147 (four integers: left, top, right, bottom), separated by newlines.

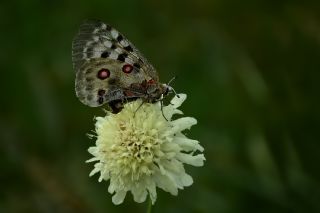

173,136,204,152
181,173,193,187
169,117,197,135
131,185,148,203
153,168,178,195
89,163,101,176
146,179,157,204
108,182,116,194
112,190,127,205
86,157,99,163
87,147,98,156
170,94,187,108
176,153,206,167
162,106,183,120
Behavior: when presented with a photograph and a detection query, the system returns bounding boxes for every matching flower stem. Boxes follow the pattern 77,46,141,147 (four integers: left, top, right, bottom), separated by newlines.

146,196,152,213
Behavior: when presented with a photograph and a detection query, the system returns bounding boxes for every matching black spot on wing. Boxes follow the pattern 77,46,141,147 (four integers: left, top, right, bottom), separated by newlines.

117,53,128,62
106,24,112,31
124,45,133,52
101,51,110,58
98,96,104,104
111,44,116,49
133,63,141,69
117,35,123,42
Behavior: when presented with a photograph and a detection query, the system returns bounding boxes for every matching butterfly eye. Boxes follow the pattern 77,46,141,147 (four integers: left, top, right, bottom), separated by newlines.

97,69,110,80
122,64,133,73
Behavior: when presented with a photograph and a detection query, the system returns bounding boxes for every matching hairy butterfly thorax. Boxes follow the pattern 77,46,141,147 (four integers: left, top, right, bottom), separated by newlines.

72,20,172,113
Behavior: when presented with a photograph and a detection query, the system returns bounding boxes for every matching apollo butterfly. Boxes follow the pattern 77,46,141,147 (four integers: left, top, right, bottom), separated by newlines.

72,20,173,113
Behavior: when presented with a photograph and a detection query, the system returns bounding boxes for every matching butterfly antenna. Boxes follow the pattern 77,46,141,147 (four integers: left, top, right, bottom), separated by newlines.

167,76,180,98
167,76,177,86
170,87,180,98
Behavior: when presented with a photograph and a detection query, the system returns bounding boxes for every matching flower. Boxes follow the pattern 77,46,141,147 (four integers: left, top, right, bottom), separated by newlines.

86,94,205,205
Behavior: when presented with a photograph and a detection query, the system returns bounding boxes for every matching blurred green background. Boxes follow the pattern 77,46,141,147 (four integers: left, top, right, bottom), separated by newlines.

1,0,320,212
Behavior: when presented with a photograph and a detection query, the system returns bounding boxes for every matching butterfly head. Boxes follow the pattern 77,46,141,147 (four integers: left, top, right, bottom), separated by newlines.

145,80,174,103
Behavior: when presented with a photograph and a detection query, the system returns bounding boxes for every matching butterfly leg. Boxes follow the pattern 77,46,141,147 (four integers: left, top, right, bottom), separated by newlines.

160,100,168,121
133,100,146,118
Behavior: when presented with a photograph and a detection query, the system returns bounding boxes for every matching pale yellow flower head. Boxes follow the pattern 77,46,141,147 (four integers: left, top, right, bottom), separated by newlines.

87,94,205,205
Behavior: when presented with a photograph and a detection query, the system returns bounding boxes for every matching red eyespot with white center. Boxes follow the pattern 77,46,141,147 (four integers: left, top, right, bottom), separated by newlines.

122,64,133,73
97,69,110,80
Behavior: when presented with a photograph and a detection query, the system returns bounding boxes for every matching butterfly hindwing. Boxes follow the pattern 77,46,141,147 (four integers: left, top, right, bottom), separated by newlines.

76,57,150,107
75,58,118,107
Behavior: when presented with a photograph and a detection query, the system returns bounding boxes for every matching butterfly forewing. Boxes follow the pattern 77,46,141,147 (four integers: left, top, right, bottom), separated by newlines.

72,20,162,109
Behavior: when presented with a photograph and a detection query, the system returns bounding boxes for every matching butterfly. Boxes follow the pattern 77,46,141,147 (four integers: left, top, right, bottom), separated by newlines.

72,20,173,113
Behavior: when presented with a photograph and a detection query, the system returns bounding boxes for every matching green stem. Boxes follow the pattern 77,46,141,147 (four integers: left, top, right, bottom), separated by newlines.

146,196,152,213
